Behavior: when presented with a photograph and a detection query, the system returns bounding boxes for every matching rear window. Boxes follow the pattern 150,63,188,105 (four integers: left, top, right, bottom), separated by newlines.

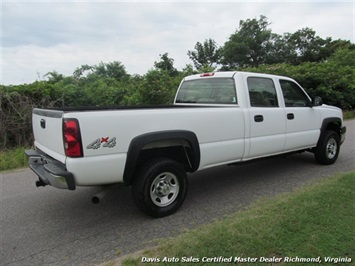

175,78,237,104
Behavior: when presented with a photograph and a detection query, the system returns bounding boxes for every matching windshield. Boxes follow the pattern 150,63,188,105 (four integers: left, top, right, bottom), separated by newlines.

175,78,237,104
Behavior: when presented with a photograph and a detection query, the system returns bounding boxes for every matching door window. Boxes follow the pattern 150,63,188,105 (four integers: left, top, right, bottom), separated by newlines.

247,77,279,107
279,80,310,107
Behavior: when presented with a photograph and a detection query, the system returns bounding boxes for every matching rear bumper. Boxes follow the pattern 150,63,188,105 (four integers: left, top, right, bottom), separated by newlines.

340,126,346,145
25,149,76,190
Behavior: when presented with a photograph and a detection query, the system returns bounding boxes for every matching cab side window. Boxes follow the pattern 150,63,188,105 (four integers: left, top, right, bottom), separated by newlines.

280,80,310,107
247,77,279,107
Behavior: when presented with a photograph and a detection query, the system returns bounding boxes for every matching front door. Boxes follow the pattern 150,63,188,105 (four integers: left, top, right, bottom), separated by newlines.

279,79,321,151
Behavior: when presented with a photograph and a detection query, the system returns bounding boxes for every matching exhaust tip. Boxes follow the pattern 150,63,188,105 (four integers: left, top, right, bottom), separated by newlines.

92,196,100,204
36,180,47,187
92,186,112,204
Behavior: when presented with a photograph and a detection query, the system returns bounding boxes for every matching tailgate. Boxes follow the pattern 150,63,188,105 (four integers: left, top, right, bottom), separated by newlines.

32,108,66,163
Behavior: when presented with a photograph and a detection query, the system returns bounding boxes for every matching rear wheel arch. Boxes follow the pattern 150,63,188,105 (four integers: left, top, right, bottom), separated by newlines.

123,130,200,185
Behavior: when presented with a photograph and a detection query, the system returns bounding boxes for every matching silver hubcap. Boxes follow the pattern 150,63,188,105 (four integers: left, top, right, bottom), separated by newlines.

150,172,179,207
326,138,337,160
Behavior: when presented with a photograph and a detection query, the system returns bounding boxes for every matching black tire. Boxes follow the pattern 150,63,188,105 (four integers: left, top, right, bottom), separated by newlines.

314,130,340,165
132,158,188,218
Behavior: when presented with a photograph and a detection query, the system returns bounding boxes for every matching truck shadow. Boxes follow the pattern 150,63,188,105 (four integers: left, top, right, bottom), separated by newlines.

55,153,320,223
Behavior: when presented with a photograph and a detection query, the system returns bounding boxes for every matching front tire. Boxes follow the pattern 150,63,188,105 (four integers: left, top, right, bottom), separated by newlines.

132,158,188,218
314,130,340,165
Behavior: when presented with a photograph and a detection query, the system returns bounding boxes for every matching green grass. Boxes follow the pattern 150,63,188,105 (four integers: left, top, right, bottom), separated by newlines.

344,110,355,120
122,171,355,266
0,147,29,172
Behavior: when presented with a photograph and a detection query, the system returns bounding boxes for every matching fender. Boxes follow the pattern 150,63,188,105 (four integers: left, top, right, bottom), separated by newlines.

320,117,342,136
317,117,342,146
123,130,200,185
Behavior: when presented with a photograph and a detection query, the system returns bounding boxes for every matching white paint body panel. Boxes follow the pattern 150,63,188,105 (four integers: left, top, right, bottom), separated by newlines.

65,107,246,185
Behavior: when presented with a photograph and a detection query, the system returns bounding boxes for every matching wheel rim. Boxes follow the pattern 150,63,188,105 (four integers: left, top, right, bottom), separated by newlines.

326,138,338,160
150,172,179,207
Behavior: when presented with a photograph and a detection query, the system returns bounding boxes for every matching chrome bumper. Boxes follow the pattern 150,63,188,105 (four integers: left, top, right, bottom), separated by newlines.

25,149,76,190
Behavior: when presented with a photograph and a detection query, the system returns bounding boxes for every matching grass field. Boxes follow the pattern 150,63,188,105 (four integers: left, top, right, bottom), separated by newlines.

0,147,29,172
344,110,355,120
120,171,355,266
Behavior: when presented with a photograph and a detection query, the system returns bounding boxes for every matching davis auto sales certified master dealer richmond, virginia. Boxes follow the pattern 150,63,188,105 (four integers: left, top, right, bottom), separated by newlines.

141,256,352,263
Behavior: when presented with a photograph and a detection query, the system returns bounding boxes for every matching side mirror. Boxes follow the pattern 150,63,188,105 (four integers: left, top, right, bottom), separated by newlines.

312,96,323,107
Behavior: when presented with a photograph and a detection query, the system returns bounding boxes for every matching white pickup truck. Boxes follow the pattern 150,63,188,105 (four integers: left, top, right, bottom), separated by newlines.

26,71,346,217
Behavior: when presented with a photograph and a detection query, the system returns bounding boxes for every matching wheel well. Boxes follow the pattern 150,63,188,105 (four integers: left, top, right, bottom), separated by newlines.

137,141,193,172
325,122,341,136
315,118,342,151
123,131,200,185
320,118,342,139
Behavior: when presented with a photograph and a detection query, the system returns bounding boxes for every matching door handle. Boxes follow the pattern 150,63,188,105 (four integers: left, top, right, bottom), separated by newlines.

287,113,295,120
40,119,46,129
254,115,264,122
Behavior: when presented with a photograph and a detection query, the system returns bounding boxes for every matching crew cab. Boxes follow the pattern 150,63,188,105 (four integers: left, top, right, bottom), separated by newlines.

26,71,346,217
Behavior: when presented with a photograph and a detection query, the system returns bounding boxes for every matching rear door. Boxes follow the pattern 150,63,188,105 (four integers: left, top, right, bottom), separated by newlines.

32,108,66,163
245,76,286,159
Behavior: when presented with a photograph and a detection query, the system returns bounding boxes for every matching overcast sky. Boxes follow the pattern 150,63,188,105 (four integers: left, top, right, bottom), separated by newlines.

1,0,354,85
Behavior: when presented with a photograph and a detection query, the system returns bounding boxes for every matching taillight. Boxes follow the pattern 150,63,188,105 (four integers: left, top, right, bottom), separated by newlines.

63,119,83,157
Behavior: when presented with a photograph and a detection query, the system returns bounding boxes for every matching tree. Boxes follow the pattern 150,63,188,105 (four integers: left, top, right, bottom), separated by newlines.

94,61,128,80
221,15,273,68
187,38,221,70
72,61,128,81
44,71,64,84
265,32,297,65
154,53,178,76
136,69,176,105
319,39,355,61
73,64,94,79
267,28,335,65
287,28,329,64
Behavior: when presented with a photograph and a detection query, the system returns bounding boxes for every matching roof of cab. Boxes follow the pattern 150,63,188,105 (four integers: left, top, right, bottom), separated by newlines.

182,71,291,81
183,71,237,81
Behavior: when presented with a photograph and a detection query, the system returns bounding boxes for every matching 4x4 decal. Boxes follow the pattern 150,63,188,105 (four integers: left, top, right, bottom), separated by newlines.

87,137,116,149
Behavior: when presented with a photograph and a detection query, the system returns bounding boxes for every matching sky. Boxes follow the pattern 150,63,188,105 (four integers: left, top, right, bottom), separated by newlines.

1,0,354,85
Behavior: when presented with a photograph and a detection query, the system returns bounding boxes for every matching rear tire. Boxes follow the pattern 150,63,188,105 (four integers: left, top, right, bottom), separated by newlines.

314,130,340,165
132,158,188,218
